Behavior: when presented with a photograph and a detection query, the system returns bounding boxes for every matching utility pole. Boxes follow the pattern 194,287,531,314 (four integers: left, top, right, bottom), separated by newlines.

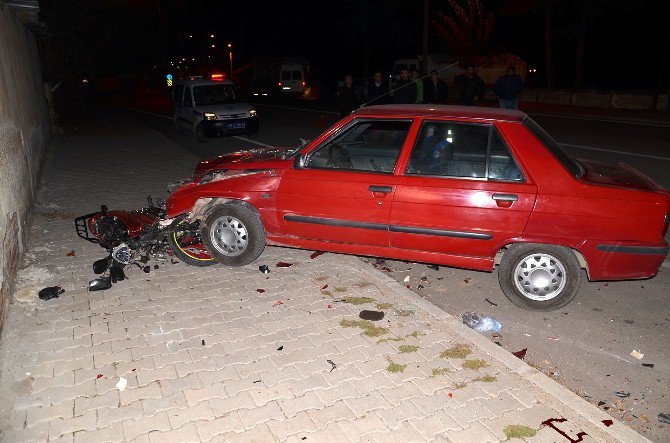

421,0,429,75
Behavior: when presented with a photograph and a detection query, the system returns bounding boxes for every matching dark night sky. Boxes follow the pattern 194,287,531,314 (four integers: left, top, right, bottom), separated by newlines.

44,0,666,90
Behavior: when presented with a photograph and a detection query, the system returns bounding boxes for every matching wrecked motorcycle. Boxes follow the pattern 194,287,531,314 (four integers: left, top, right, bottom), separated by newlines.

74,196,214,290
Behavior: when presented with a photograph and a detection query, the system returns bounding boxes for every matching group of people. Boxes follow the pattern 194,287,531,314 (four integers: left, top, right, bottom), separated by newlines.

336,64,524,116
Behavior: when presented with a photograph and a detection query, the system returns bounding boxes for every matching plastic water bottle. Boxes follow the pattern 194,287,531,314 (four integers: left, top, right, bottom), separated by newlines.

462,312,502,333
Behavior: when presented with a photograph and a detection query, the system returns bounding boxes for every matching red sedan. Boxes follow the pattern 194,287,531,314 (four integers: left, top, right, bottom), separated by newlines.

167,105,670,311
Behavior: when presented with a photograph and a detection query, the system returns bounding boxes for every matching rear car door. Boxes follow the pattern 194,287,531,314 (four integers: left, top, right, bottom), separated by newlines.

182,86,195,127
390,120,537,257
277,118,413,246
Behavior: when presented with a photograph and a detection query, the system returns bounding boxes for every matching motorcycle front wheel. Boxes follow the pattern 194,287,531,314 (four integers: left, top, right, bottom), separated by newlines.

166,220,216,267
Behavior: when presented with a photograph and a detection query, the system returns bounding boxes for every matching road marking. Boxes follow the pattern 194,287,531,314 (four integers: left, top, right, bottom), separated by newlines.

560,143,670,161
531,112,670,128
126,107,276,148
251,103,340,115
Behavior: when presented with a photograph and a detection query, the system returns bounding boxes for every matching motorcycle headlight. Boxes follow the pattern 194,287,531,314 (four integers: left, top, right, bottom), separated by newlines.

249,108,257,117
203,112,217,121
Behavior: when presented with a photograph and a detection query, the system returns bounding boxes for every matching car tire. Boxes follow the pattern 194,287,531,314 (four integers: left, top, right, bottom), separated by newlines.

201,203,266,266
175,118,183,134
196,124,208,143
498,243,581,311
166,219,216,267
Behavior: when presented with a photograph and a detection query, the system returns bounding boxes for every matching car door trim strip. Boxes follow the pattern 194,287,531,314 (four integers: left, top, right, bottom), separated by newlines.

284,215,492,240
596,244,669,255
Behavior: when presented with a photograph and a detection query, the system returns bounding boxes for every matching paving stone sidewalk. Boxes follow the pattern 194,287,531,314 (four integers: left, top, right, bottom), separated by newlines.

0,114,646,442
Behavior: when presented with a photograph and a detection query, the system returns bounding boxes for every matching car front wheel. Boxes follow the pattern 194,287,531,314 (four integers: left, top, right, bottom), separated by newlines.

201,203,266,266
498,243,581,311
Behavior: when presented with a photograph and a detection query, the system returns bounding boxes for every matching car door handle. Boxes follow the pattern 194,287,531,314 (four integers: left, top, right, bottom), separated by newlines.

492,193,518,202
368,185,393,194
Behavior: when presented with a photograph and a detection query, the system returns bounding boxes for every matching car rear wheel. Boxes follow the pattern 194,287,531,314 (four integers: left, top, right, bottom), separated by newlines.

201,203,266,266
196,124,208,143
498,243,581,311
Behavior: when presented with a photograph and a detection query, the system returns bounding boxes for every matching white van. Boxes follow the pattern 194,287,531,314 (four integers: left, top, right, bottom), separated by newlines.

278,61,308,95
173,76,258,143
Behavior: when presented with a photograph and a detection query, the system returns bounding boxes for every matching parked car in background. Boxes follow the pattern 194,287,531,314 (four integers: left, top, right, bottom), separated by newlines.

173,75,258,142
165,105,670,311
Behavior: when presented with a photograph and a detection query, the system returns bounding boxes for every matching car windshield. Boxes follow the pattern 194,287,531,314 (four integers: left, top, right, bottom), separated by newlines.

523,117,583,178
193,84,241,106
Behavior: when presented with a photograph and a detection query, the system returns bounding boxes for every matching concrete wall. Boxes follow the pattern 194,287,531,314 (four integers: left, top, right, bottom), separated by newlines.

0,5,50,332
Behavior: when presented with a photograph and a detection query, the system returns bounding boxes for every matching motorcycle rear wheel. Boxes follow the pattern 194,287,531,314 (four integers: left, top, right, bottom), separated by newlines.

167,220,216,267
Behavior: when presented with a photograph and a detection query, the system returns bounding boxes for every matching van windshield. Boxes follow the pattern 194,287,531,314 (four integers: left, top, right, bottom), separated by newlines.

193,85,242,106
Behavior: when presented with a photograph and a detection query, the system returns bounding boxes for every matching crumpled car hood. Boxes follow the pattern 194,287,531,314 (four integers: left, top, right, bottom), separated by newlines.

193,147,294,180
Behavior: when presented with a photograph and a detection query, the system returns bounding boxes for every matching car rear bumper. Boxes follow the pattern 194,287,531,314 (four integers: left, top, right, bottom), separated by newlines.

581,240,669,280
201,118,258,137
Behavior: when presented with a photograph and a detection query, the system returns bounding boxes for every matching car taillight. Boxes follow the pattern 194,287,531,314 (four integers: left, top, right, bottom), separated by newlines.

211,73,225,81
663,212,670,237
278,82,282,87
301,81,306,87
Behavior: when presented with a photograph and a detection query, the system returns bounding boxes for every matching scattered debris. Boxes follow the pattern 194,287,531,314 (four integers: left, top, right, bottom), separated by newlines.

597,401,607,407
259,265,270,274
154,264,159,270
272,300,283,307
448,392,453,398
615,391,631,398
256,289,266,293
253,380,261,384
340,319,389,337
359,310,384,321
385,357,406,373
116,377,127,391
427,264,439,271
420,276,428,282
440,345,472,359
504,425,537,439
88,276,112,291
38,286,64,301
630,350,644,360
462,359,489,370
398,345,418,353
541,418,587,442
658,413,670,424
327,360,337,372
201,340,205,346
373,258,386,265
277,346,284,351
142,266,150,273
403,276,410,282
109,266,126,283
310,251,325,259
462,312,502,333
547,336,560,341
484,298,498,307
512,348,528,360
463,278,471,283
642,363,654,368
327,304,333,309
66,250,75,257
276,262,293,268
320,284,328,290
96,374,104,379
417,284,424,290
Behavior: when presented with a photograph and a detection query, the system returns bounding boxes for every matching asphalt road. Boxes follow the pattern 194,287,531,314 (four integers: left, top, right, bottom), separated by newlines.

128,98,670,441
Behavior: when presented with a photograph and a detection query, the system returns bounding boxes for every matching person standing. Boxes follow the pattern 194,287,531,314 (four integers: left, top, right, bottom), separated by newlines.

494,65,524,109
424,70,449,104
337,74,361,116
391,68,417,104
366,71,389,105
455,65,485,106
411,69,424,103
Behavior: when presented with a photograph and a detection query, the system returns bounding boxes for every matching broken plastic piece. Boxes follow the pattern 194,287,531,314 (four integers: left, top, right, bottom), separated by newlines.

259,265,270,273
110,266,126,283
512,348,527,360
464,278,471,283
485,298,498,307
597,401,606,407
462,312,502,333
272,300,283,307
256,289,266,293
321,284,328,290
202,340,205,346
630,350,644,360
659,413,670,424
89,277,112,291
154,264,159,270
403,276,410,282
96,374,104,379
428,264,439,271
310,251,325,259
276,262,293,267
93,256,112,274
642,363,654,368
615,391,630,398
327,359,337,372
38,286,64,300
277,346,284,351
327,304,333,309
66,250,75,257
142,266,150,273
417,285,424,290
359,310,385,321
116,377,127,391
601,420,613,427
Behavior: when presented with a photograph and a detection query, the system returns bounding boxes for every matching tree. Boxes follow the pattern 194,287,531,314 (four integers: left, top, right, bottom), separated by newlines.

432,0,494,63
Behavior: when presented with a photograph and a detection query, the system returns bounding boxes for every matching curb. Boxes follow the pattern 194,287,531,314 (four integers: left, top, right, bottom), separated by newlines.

336,254,648,443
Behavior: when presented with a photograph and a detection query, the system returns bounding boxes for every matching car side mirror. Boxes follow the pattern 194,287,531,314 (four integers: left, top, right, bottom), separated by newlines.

294,153,307,170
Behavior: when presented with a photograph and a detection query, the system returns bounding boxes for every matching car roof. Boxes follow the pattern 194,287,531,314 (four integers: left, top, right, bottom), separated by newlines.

176,79,234,87
353,104,526,122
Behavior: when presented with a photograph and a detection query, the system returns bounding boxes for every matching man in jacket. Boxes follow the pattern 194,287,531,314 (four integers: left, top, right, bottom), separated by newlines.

366,71,389,105
424,70,449,104
337,74,361,116
494,65,524,109
455,65,485,106
391,68,417,104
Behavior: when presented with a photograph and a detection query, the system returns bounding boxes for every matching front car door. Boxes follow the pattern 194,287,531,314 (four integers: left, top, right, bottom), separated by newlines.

277,118,414,246
390,119,537,258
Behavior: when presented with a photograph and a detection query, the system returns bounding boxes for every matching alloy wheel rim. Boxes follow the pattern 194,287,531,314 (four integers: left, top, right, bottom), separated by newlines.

513,253,567,301
210,216,248,257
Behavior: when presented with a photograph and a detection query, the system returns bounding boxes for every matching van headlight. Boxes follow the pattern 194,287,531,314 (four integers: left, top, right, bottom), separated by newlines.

249,108,257,117
203,112,217,120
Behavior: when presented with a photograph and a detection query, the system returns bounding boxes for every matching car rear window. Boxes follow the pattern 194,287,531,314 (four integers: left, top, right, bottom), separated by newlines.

523,117,583,178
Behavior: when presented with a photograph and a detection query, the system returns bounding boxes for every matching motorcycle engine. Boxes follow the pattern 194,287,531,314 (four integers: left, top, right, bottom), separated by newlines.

89,215,129,248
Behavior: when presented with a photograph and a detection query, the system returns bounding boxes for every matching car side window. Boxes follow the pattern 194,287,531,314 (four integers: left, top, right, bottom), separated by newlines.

183,87,192,108
306,120,411,173
173,85,184,103
406,121,524,182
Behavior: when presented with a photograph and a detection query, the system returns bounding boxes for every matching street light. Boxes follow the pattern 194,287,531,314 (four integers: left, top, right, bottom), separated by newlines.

210,34,215,38
227,43,233,73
